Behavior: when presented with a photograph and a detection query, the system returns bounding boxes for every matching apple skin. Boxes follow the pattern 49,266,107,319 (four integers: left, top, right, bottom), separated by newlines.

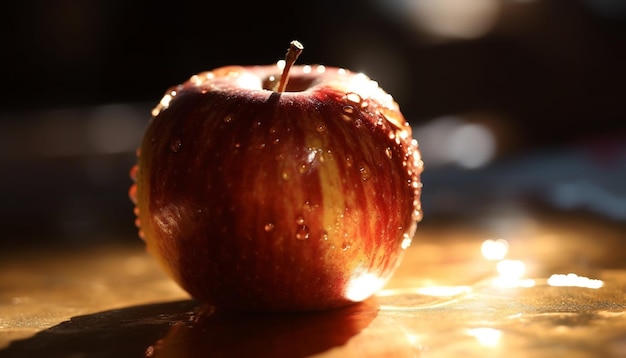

130,64,423,312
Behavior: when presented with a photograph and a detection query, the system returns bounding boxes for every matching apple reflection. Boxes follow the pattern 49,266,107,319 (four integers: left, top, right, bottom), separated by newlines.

145,299,378,358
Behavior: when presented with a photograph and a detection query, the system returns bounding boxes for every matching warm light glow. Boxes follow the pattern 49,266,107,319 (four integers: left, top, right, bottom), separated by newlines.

547,273,604,289
276,59,286,70
497,259,525,278
481,239,509,260
492,259,536,288
190,74,202,86
345,273,386,302
235,72,263,90
466,327,502,347
343,72,398,111
416,285,472,297
405,333,422,350
376,285,471,299
152,93,173,116
492,277,536,288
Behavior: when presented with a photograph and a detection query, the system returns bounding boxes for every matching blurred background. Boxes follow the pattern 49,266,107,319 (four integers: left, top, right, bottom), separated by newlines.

1,0,625,249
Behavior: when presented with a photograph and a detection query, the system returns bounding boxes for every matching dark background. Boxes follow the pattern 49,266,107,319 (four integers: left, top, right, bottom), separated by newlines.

1,0,625,248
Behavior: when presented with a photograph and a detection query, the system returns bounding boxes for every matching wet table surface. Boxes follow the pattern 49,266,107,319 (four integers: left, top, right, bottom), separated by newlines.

1,209,625,358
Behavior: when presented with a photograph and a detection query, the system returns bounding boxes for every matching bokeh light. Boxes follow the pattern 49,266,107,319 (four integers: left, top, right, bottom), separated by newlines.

413,116,497,169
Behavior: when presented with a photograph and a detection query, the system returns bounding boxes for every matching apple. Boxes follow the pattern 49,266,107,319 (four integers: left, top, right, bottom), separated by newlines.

129,41,423,312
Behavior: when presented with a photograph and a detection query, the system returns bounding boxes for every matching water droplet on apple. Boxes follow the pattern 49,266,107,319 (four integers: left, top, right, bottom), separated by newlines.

129,164,138,182
322,149,334,162
128,184,137,204
303,201,313,212
380,108,406,131
170,138,182,153
412,198,423,221
134,217,141,228
321,230,329,241
296,216,305,225
345,92,362,104
190,74,202,85
359,165,370,181
401,233,412,250
223,115,233,123
412,209,423,222
133,206,140,216
342,105,355,114
341,106,356,122
281,170,292,181
316,124,326,133
152,95,171,117
345,155,353,168
385,147,393,159
297,162,308,174
264,223,275,232
342,241,351,251
296,225,310,240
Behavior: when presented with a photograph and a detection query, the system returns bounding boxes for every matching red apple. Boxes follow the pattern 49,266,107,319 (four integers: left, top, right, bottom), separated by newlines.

129,41,423,312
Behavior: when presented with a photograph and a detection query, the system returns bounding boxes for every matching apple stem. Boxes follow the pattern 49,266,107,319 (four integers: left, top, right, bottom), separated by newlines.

276,40,304,93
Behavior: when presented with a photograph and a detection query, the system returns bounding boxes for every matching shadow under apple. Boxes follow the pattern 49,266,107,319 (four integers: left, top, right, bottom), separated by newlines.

0,299,378,358
147,298,379,358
